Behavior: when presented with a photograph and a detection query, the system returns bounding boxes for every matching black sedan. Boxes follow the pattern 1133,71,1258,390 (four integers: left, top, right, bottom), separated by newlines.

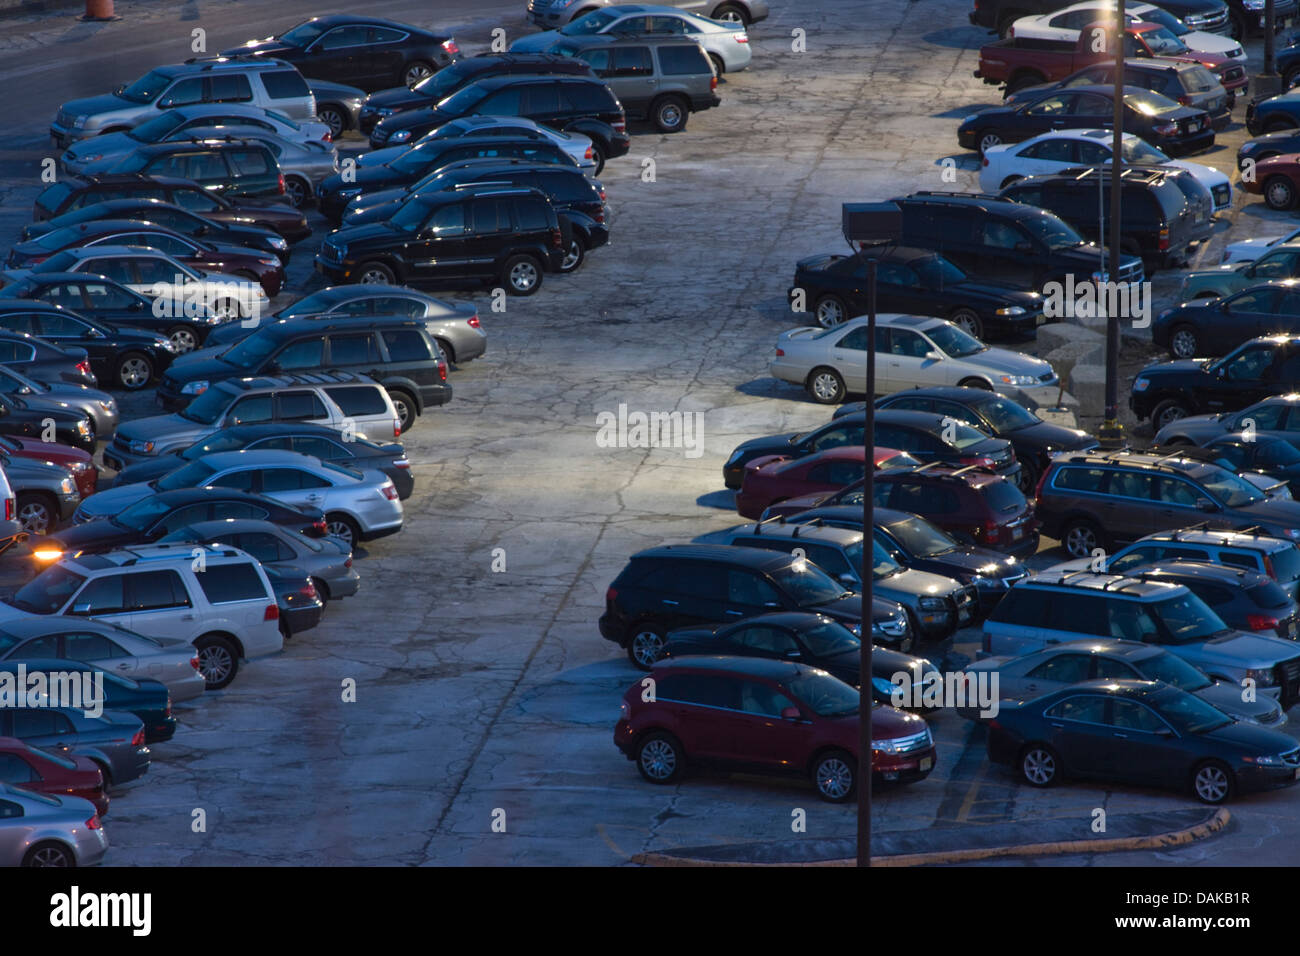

958,85,1214,157
0,364,116,442
790,247,1044,339
986,679,1300,804
1153,281,1300,358
0,658,177,743
39,488,327,561
659,611,940,703
0,301,173,391
1237,130,1300,168
266,565,325,639
223,15,459,92
0,391,96,451
1202,433,1300,497
0,330,95,387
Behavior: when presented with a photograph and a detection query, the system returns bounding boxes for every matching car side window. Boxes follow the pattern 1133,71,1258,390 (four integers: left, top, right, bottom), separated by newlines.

889,329,929,358
7,635,60,659
0,799,22,818
470,199,511,235
883,396,932,413
327,333,380,366
1052,466,1105,492
131,256,179,285
738,681,797,717
0,753,36,782
801,543,853,579
730,626,799,656
1046,592,1108,635
981,220,1025,250
206,503,266,522
291,436,347,460
227,394,274,425
1022,138,1075,163
275,390,329,422
261,70,311,99
1222,344,1276,382
423,202,467,237
159,77,204,108
1076,141,1110,164
274,339,325,372
836,327,868,351
988,585,1051,624
156,504,211,532
809,425,863,451
208,468,257,492
1105,599,1161,642
1072,92,1111,116
726,569,780,607
1108,545,1161,573
1026,653,1092,683
324,385,390,417
1110,700,1168,733
207,74,253,104
610,46,654,77
235,532,293,563
656,673,739,709
70,575,126,615
261,468,329,492
316,25,370,50
228,149,272,177
477,88,523,114
1108,470,1155,501
1093,656,1141,680
1044,694,1107,723
932,400,982,428
521,83,560,115
12,710,73,737
127,570,191,611
1024,94,1073,116
1217,551,1259,571
1154,476,1199,506
381,329,433,362
63,633,127,660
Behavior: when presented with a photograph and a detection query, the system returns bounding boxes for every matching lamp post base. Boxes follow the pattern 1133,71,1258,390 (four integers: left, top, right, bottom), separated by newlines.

1256,72,1284,98
1097,419,1126,450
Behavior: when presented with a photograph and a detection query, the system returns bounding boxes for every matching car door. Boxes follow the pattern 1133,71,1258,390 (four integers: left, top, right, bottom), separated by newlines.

78,280,151,325
1010,136,1080,181
406,201,471,281
728,678,811,770
723,567,786,621
976,219,1039,289
605,45,656,115
31,311,104,365
1005,651,1092,700
1016,92,1081,139
882,328,947,390
824,324,870,395
289,435,352,464
462,197,516,279
9,709,78,755
266,337,324,376
365,26,409,88
1209,287,1286,350
1213,341,1286,408
519,81,563,128
306,25,372,85
222,393,275,428
1042,591,1109,644
1099,469,1161,540
638,560,727,630
60,630,142,679
64,572,131,631
1152,475,1208,533
653,672,740,762
259,467,332,511
121,569,194,640
1105,699,1184,787
323,332,382,379
1041,694,1113,777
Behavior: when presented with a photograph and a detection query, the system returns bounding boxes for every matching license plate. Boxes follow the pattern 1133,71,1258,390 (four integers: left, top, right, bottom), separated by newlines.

920,757,933,772
1012,527,1024,540
103,455,120,471
1188,120,1201,131
1290,621,1297,638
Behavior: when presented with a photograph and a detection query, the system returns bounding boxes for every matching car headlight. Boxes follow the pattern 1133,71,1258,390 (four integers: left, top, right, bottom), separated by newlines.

67,461,90,473
870,676,897,698
257,257,280,267
918,596,947,611
995,306,1026,316
128,439,154,454
1245,752,1284,764
156,337,177,353
969,574,995,588
375,107,394,117
267,236,288,251
1245,667,1277,687
1133,377,1150,392
996,373,1037,386
71,115,88,129
75,421,90,436
849,622,862,636
876,727,933,753
59,478,75,495
389,130,411,144
339,188,361,198
1283,528,1300,540
180,380,208,396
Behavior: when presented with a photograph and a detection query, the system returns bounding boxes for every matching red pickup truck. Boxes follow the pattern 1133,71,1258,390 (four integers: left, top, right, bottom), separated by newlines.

975,21,1248,100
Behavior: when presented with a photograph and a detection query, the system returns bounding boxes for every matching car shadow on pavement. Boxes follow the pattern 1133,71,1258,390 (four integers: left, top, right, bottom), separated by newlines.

695,490,737,510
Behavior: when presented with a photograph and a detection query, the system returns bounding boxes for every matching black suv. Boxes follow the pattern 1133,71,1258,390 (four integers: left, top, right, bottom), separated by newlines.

1130,334,1300,429
0,301,173,391
316,185,565,296
368,73,630,168
598,543,910,669
96,138,286,202
891,191,1144,293
31,174,310,242
157,316,451,427
999,166,1211,271
359,53,596,133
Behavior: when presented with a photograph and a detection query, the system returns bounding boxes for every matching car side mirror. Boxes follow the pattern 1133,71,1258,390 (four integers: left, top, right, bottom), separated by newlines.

925,351,944,361
784,648,801,659
1195,497,1218,512
780,706,801,720
838,573,857,586
128,300,144,311
1014,241,1033,253
72,602,92,615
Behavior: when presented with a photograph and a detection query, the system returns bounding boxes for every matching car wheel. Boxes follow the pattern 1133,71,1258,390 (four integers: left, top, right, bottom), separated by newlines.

1285,69,1300,91
1152,398,1191,431
501,254,543,296
115,351,153,390
1004,73,1045,95
559,236,585,273
310,577,329,608
1016,459,1038,497
326,513,361,551
636,732,684,783
1169,324,1200,360
317,106,346,140
590,141,606,176
651,96,689,134
626,626,667,670
957,376,994,390
709,52,726,76
806,366,847,404
283,175,311,209
16,493,55,536
812,749,857,803
978,131,1002,156
1191,760,1234,804
211,297,239,321
1020,744,1060,787
403,60,434,88
388,388,417,433
23,842,75,867
813,294,848,328
999,174,1022,189
1062,518,1104,559
950,308,983,339
195,635,239,690
358,260,397,285
1264,175,1298,211
435,338,456,364
167,325,200,353
711,2,749,25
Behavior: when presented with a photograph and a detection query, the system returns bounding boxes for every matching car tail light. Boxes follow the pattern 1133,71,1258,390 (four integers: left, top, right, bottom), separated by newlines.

394,418,402,438
190,654,199,672
381,484,399,500
300,580,318,600
3,499,11,522
775,348,785,357
710,75,717,91
442,39,460,56
978,518,1000,545
311,519,328,536
437,359,448,382
75,360,92,378
1265,555,1278,579
393,456,411,469
86,815,101,830
981,157,989,167
1158,227,1169,252
962,456,995,468
986,718,1001,732
277,173,285,195
1153,121,1177,136
584,145,593,160
734,33,748,42
606,586,618,604
1008,25,1014,35
322,130,332,143
1179,94,1193,106
598,187,607,201
165,697,172,717
551,227,563,249
344,556,353,568
467,314,481,328
264,603,279,622
1033,466,1050,504
1247,613,1281,631
595,211,605,224
131,728,145,747
613,115,626,134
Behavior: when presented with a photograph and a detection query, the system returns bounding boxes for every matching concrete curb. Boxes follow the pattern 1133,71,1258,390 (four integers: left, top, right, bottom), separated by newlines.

630,808,1230,867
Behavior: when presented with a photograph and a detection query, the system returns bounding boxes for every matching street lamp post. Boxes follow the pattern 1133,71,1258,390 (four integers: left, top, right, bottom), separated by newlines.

1101,6,1125,449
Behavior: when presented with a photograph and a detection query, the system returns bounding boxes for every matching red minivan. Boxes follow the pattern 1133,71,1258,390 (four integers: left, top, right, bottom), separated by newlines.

615,656,935,802
0,736,109,817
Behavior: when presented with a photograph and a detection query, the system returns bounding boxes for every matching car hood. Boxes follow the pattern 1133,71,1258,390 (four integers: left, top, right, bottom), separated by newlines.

1234,497,1300,526
881,566,963,596
1167,159,1231,189
365,86,430,111
510,31,560,53
357,146,407,168
1189,629,1300,668
115,412,201,444
159,353,234,381
41,518,130,553
60,93,137,119
1007,419,1097,453
344,194,407,225
328,220,407,248
1136,358,1209,380
62,130,137,162
952,346,1055,380
309,79,366,102
731,432,802,458
1197,680,1285,723
1,456,72,482
77,483,154,519
1200,717,1297,753
379,107,451,134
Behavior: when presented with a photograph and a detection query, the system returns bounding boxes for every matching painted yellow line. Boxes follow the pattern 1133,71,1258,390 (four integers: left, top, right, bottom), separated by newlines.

954,764,986,823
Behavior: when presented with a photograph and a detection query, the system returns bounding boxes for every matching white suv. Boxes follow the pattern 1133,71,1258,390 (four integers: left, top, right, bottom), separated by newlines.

0,544,283,689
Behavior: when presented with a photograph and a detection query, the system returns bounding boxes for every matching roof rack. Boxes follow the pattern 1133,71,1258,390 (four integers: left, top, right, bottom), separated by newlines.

908,190,1001,202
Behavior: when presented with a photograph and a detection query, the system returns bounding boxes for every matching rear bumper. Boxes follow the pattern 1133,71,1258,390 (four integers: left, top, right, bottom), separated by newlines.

143,715,177,744
419,383,453,408
598,612,626,645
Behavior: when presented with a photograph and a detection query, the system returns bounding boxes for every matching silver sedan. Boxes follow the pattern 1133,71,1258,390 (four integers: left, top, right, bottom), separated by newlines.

181,126,339,209
160,518,361,604
0,784,107,866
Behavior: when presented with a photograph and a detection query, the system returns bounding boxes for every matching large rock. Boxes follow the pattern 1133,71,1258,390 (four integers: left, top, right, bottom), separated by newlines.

1067,363,1107,420
1045,339,1105,385
1037,322,1106,353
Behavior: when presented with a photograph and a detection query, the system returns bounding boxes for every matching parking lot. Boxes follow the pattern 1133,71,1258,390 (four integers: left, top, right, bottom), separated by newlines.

2,0,1299,866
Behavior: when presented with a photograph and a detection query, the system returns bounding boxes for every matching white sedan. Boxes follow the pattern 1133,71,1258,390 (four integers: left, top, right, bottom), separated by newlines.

1009,1,1244,60
1221,226,1300,264
979,128,1233,210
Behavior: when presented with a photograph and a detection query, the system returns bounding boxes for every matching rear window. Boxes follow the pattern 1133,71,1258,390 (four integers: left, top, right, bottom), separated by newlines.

381,329,433,362
1248,580,1293,610
1151,181,1190,219
1052,466,1105,493
325,385,390,417
35,183,73,213
261,70,311,100
657,44,710,76
514,197,552,231
196,562,268,604
229,149,273,176
980,480,1027,515
1182,65,1219,94
1271,544,1300,582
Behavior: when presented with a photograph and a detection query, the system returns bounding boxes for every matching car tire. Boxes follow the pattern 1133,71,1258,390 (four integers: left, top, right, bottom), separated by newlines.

114,351,153,390
1005,72,1045,95
358,260,397,285
326,512,362,551
310,577,330,608
16,492,56,536
283,175,311,209
1062,517,1105,559
1016,459,1038,497
501,254,543,295
1169,324,1200,360
1020,743,1060,787
317,106,346,140
978,131,1002,156
999,174,1023,189
957,376,993,390
949,308,983,339
435,337,456,364
806,366,847,404
403,60,434,88
195,634,239,690
23,841,75,867
1264,175,1298,211
709,52,726,76
167,325,200,353
1191,760,1234,804
814,294,848,328
811,749,857,803
1151,397,1192,431
626,625,667,670
590,140,606,176
1265,118,1297,133
636,731,684,784
651,95,689,134
711,2,749,25
388,388,417,433
559,236,585,273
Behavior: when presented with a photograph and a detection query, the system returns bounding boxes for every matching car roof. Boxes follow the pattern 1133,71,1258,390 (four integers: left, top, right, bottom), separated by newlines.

1132,561,1269,587
835,312,944,332
1038,638,1166,662
66,542,255,569
127,138,268,156
896,192,1062,220
632,543,800,571
1140,527,1293,551
0,617,128,640
264,314,427,339
195,449,325,470
730,521,864,546
1048,677,1168,698
881,385,1015,403
1020,569,1184,599
170,518,296,538
0,300,68,315
211,370,376,392
555,34,705,49
1054,448,1221,480
650,654,819,681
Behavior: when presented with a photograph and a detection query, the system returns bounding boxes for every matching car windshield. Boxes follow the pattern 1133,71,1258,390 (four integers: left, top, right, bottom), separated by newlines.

1019,212,1085,251
390,145,440,175
179,387,234,425
435,85,489,116
885,515,959,557
561,9,620,34
800,620,860,657
925,323,986,358
785,670,860,717
1120,137,1170,163
1135,650,1212,691
184,433,246,458
1136,7,1187,34
1125,88,1181,116
29,227,84,252
118,69,173,104
1140,26,1189,56
1153,687,1232,734
221,333,279,369
280,20,328,47
770,560,851,607
1151,591,1230,643
116,497,178,530
155,459,217,491
131,111,187,142
8,566,87,615
868,539,903,579
389,197,434,232
36,250,78,273
412,64,473,99
1200,468,1264,507
974,395,1041,432
913,255,966,288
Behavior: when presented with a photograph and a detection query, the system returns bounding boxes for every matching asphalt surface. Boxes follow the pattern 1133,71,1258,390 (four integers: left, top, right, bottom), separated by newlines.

0,0,1298,866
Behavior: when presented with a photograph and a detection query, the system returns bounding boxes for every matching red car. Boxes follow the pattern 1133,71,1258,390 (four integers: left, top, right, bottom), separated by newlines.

735,446,918,520
0,736,109,817
615,656,936,802
1241,153,1300,210
0,435,96,498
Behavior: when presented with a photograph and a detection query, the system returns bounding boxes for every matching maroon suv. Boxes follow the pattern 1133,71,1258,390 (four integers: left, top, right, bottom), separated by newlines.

614,656,936,802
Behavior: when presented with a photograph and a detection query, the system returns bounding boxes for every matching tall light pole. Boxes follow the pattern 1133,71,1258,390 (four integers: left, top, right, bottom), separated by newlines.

841,202,901,868
1101,7,1125,448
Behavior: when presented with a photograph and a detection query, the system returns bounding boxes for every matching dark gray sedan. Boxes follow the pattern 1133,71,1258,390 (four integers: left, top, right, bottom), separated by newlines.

0,706,150,789
1153,394,1300,447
